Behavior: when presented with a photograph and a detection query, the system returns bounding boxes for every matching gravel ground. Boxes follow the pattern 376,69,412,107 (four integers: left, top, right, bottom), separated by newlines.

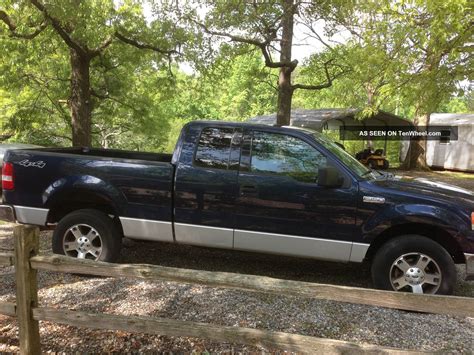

1,222,473,353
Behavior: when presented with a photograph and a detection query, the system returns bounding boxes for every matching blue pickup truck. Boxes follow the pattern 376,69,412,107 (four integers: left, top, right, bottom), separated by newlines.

1,121,473,294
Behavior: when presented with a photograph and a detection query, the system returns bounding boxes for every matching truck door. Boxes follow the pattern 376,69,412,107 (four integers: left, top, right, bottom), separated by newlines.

234,129,358,262
174,125,242,249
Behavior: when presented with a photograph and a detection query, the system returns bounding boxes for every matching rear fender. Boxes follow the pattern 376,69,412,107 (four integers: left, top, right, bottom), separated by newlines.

43,175,127,217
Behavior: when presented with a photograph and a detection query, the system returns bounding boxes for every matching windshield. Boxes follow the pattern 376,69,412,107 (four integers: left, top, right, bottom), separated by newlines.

310,132,377,179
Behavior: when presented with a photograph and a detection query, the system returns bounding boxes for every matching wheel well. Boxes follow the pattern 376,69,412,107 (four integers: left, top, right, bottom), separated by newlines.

365,223,465,263
47,190,123,235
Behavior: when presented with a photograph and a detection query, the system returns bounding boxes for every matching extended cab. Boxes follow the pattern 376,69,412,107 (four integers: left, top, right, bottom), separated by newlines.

1,121,473,294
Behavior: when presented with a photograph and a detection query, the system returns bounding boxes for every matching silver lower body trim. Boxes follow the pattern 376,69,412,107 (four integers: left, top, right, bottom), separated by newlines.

118,218,370,263
14,205,49,225
234,229,354,262
350,242,370,263
174,223,233,248
465,253,474,281
119,217,173,242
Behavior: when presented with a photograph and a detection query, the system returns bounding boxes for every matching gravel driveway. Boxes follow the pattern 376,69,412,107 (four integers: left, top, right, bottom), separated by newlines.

1,222,473,353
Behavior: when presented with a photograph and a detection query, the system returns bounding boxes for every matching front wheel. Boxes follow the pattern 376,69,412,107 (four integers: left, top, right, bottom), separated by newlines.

52,209,122,262
371,235,456,295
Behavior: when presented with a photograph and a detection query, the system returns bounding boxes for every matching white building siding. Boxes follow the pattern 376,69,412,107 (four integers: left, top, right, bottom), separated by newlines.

427,114,474,172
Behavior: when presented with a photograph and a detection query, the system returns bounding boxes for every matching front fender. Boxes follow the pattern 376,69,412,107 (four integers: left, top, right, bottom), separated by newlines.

42,175,127,215
361,203,464,243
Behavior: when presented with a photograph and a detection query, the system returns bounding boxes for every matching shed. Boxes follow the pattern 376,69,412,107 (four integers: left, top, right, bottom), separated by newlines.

425,113,474,172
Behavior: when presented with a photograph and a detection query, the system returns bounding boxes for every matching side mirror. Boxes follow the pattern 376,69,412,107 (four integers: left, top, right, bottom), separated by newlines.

318,166,344,188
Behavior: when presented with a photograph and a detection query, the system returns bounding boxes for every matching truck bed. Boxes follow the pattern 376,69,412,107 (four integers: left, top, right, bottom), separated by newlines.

2,147,175,223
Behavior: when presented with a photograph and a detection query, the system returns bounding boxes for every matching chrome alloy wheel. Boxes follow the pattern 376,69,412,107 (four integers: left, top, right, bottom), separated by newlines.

389,253,442,294
63,224,103,260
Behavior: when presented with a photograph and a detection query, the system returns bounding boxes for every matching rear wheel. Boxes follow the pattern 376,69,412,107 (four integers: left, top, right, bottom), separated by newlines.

371,235,456,295
52,209,122,262
382,160,389,169
367,159,376,169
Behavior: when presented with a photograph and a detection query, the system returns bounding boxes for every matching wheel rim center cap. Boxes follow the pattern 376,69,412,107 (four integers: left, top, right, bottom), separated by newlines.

77,236,90,251
405,267,425,285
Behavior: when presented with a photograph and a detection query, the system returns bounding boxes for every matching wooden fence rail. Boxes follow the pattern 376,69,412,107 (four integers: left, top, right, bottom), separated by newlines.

31,307,416,354
30,254,474,318
1,224,473,354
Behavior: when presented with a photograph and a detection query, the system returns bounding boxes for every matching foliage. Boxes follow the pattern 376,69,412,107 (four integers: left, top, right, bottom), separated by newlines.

0,0,472,157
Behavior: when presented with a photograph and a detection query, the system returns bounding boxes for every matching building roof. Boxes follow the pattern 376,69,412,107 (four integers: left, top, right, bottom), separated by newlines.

249,108,413,130
430,113,474,126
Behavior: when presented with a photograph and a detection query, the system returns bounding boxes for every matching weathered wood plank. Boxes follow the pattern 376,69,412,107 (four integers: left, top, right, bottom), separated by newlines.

30,254,474,317
32,307,417,354
0,252,14,266
0,301,16,317
15,225,41,355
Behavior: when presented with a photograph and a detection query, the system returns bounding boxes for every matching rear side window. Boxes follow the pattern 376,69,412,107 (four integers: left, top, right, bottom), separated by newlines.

195,127,234,169
250,131,327,183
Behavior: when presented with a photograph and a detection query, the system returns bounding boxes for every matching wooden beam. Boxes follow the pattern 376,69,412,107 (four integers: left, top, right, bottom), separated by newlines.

0,301,16,317
32,307,416,354
0,252,14,266
15,225,41,355
31,255,474,317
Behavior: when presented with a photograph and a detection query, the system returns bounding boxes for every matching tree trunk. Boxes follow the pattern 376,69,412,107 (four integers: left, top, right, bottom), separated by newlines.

401,112,431,170
69,48,92,147
276,0,295,126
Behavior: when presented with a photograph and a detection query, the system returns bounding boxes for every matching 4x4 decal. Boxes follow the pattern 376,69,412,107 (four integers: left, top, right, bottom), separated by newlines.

18,159,46,169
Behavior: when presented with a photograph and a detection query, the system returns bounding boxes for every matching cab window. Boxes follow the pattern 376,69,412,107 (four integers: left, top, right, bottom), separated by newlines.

195,127,234,169
250,131,327,183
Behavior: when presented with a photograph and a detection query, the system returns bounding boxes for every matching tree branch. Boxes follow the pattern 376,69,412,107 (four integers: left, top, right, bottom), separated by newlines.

91,88,140,112
89,35,114,57
114,31,179,55
30,0,87,57
0,9,47,39
292,60,345,91
189,17,297,69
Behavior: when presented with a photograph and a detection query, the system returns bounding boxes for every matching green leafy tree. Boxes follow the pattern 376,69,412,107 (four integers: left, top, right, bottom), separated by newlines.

183,0,348,126
336,0,473,169
1,0,185,146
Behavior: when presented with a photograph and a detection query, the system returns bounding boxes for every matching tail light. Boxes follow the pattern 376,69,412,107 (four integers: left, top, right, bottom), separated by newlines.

471,212,474,231
2,162,14,190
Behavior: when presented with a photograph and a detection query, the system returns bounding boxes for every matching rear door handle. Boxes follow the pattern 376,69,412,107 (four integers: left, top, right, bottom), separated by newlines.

240,185,257,195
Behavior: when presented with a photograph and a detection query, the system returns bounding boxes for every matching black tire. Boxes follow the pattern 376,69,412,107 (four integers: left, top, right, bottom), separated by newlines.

382,160,389,169
371,235,456,295
367,159,376,169
52,209,122,262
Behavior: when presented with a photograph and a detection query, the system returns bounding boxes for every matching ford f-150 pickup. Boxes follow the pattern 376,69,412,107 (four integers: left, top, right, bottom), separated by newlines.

1,121,473,294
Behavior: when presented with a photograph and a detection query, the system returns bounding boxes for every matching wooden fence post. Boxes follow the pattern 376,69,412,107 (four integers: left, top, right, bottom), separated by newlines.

14,225,41,355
